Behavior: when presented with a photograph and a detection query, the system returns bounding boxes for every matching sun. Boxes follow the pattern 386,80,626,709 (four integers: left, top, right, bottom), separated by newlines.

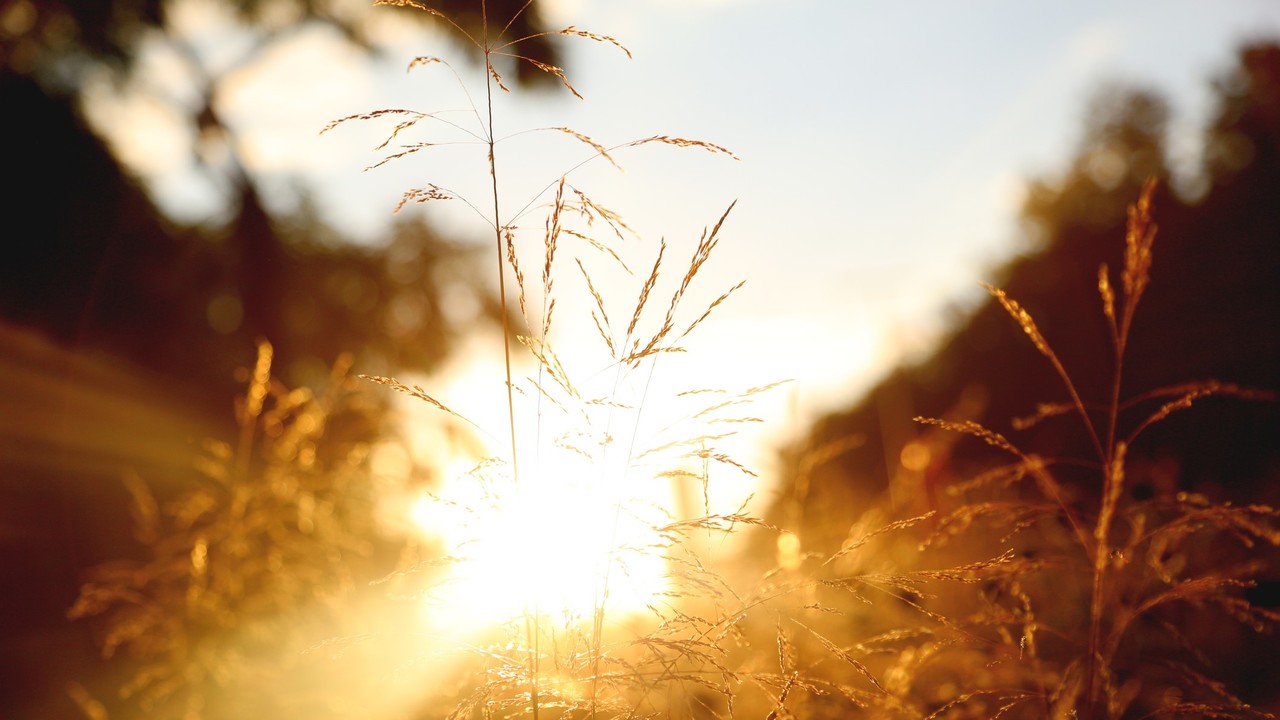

408,440,675,632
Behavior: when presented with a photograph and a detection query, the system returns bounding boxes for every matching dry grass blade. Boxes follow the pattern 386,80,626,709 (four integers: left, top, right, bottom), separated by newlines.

360,375,467,421
525,376,569,416
764,674,797,720
1012,401,1075,430
1098,262,1117,334
488,63,509,93
660,509,768,538
507,55,582,98
503,227,528,317
1133,576,1257,618
586,396,632,409
1150,502,1280,550
657,497,773,536
677,388,726,397
559,26,632,58
568,187,634,238
1219,596,1280,633
680,280,745,340
982,283,1052,359
319,108,425,136
394,184,453,213
914,417,1020,456
576,258,616,357
1122,177,1158,312
943,462,1028,496
776,620,796,675
407,55,443,72
1159,703,1276,719
626,238,665,342
1128,380,1277,443
629,202,737,364
628,135,740,160
1095,441,1127,552
921,501,1054,549
550,127,621,169
375,0,477,47
365,142,436,171
623,343,686,365
694,448,758,477
517,336,579,399
790,620,887,693
692,396,753,420
540,179,565,335
563,228,631,273
925,691,1036,720
369,554,467,586
637,431,735,460
1164,661,1279,717
824,512,936,566
1126,380,1277,406
917,548,1017,582
744,380,794,396
543,180,564,290
982,279,1104,460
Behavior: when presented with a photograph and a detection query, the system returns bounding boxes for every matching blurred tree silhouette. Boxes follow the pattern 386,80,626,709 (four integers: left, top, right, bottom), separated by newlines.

0,0,560,89
1,0,561,412
780,42,1280,709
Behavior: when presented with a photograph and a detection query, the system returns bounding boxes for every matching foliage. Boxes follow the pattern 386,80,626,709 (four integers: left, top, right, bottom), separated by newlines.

68,343,396,719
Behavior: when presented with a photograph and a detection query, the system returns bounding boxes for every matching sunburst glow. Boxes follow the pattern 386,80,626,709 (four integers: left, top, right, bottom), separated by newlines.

397,344,707,634
410,451,673,629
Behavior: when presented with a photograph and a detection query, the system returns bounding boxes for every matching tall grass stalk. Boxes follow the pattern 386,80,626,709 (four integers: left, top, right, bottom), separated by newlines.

326,1,763,716
476,4,537,713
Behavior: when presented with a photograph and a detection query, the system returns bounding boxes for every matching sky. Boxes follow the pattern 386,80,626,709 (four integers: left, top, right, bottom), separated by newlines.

86,0,1280,478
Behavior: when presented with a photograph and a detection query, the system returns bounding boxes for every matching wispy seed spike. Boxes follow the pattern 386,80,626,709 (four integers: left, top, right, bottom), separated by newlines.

319,109,425,136
982,283,1052,359
915,416,1020,456
488,64,510,93
406,56,443,73
506,55,583,99
504,228,528,318
394,184,452,213
681,280,745,340
551,127,622,169
559,26,632,58
1122,177,1158,304
374,0,478,48
627,239,665,341
631,135,740,160
1098,263,1115,324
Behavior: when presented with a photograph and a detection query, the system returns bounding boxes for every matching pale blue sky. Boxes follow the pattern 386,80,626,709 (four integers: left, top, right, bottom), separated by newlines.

89,0,1280,446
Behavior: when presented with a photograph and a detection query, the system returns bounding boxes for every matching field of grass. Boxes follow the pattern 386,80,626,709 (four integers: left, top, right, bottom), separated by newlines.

63,3,1279,719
